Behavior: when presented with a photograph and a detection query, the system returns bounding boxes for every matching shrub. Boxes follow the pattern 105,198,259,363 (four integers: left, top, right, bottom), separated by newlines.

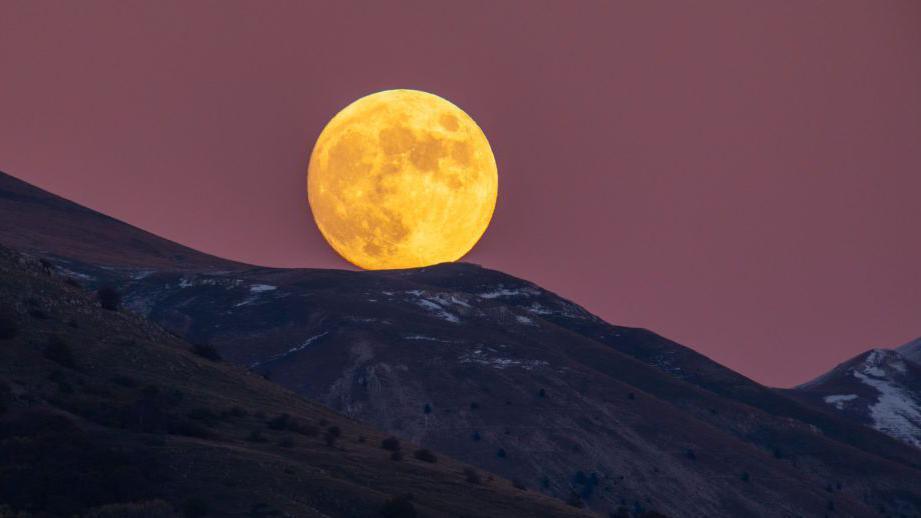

379,494,417,518
627,392,636,400
279,437,295,448
685,448,696,460
324,427,340,447
381,436,401,451
390,450,403,461
469,402,479,410
512,479,527,491
267,413,291,430
423,403,432,414
64,277,82,289
246,429,268,443
168,418,214,439
740,471,750,483
222,406,248,419
463,467,481,484
566,491,584,508
96,287,121,311
43,335,76,369
109,375,137,388
182,497,209,517
471,431,481,441
538,388,546,398
0,310,18,340
28,308,49,320
192,344,222,362
413,449,437,463
496,448,507,459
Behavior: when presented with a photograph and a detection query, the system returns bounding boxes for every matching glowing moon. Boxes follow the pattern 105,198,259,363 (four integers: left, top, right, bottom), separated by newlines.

308,89,498,270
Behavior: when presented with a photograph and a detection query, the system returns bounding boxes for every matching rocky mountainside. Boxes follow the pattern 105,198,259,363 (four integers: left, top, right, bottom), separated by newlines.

0,243,588,517
3,169,921,517
788,339,921,449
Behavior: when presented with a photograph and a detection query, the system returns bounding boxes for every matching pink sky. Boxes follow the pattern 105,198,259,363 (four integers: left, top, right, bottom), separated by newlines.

1,1,919,387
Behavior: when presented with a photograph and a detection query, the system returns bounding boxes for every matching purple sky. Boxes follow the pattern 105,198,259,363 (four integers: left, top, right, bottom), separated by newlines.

2,1,919,387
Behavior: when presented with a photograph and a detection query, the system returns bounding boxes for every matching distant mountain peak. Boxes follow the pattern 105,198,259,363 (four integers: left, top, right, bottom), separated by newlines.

897,336,921,365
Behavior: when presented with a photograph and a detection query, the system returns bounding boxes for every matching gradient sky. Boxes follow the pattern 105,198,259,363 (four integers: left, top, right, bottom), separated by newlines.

1,1,919,387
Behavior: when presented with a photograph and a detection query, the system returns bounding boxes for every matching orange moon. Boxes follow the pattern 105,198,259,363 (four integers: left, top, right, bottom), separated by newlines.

307,90,498,270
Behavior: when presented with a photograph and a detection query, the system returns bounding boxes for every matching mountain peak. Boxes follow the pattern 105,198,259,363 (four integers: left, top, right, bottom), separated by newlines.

897,336,921,365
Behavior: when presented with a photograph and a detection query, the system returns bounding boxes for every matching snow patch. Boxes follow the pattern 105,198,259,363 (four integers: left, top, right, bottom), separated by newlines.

823,394,858,410
414,299,460,323
250,332,329,368
478,287,539,299
249,284,277,293
853,370,921,447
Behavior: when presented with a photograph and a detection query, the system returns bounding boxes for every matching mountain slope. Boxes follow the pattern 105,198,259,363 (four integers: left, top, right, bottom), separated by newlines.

789,340,921,449
0,243,588,518
4,169,921,516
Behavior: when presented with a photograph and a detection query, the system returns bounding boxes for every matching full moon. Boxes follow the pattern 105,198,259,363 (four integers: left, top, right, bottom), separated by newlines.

307,89,498,270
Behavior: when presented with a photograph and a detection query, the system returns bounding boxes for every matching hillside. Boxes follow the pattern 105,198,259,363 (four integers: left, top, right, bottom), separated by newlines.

0,244,589,517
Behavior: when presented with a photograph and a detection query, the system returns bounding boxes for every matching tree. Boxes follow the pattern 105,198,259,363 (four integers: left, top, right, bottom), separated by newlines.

96,287,121,311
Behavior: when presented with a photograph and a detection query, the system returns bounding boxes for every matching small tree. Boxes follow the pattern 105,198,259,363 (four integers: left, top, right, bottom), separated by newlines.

463,467,481,484
413,449,437,463
192,344,222,362
96,286,121,311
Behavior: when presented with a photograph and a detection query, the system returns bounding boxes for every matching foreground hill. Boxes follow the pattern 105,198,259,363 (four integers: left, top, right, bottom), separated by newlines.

3,170,921,516
788,339,921,449
0,244,588,517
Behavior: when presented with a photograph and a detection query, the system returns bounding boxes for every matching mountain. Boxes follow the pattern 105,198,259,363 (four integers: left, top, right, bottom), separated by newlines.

3,169,921,517
788,339,921,449
0,243,588,517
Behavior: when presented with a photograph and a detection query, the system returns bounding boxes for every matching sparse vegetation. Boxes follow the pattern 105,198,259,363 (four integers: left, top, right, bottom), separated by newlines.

324,425,341,447
96,286,121,311
192,344,222,362
246,429,268,443
381,436,401,451
413,449,437,463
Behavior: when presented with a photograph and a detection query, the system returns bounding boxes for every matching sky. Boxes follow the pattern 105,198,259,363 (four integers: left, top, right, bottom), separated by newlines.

1,1,919,387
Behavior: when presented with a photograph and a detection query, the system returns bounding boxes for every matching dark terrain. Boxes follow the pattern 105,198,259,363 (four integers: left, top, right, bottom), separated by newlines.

2,170,921,517
0,243,588,517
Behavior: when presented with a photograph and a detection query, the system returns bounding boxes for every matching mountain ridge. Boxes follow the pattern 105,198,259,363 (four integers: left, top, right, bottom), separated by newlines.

3,169,921,516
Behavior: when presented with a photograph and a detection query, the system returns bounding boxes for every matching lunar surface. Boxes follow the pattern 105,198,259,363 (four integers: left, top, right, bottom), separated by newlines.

308,89,498,270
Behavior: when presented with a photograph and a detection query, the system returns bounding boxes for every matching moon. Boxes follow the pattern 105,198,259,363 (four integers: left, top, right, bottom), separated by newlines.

307,89,498,270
